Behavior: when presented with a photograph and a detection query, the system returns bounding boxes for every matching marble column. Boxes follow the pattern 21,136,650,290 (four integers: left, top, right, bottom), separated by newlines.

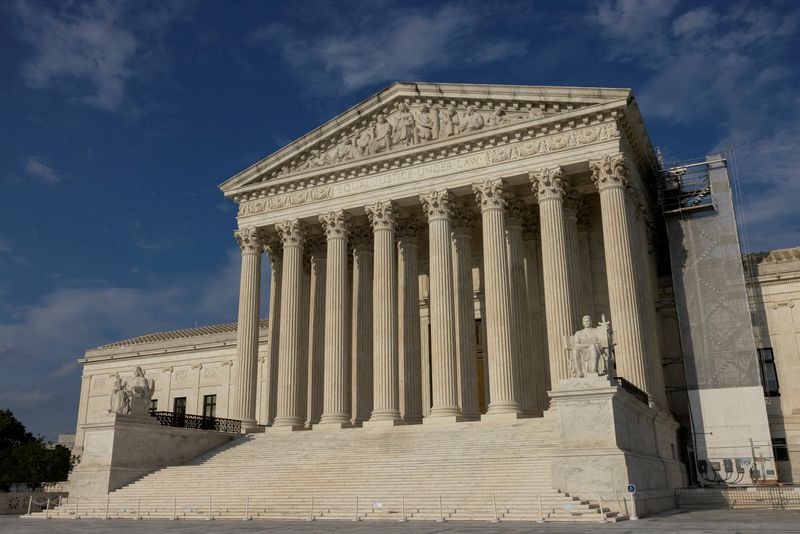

273,219,307,428
473,178,521,415
367,201,401,422
319,210,352,425
233,227,264,432
589,153,649,393
522,213,548,413
563,189,583,325
506,199,536,416
530,167,575,389
305,234,326,427
420,190,461,418
263,240,282,426
576,204,596,320
350,225,373,425
452,203,480,419
397,214,423,423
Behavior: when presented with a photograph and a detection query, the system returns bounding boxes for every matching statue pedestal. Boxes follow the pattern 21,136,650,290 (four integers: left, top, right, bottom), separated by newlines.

546,376,686,517
69,413,237,498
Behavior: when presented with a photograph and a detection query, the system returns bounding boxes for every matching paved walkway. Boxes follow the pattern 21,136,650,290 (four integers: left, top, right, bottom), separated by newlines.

3,509,800,533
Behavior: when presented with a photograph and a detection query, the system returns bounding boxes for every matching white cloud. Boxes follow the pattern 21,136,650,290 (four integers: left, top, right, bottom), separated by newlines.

14,0,186,111
24,157,64,185
251,3,524,94
592,1,800,252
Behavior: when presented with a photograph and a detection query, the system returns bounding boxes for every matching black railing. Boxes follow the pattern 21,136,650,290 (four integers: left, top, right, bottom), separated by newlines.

614,377,649,406
149,411,241,433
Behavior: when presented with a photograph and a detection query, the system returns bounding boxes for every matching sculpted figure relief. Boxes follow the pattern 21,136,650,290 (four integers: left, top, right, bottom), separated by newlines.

108,366,156,416
566,315,614,378
269,100,562,179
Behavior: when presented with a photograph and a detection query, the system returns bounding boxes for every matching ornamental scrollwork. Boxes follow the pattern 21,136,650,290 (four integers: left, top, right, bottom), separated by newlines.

420,189,456,221
590,153,629,191
473,178,509,211
276,219,306,246
529,167,566,202
319,210,351,239
366,201,399,231
234,227,266,254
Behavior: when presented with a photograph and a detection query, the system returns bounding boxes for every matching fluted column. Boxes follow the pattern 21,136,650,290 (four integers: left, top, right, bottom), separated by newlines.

530,167,575,389
233,227,265,432
305,235,326,427
421,190,461,418
473,178,521,414
522,213,548,413
563,189,583,325
273,219,306,427
367,202,401,422
263,240,282,426
590,153,649,393
397,215,423,423
576,204,596,319
506,199,536,416
350,225,373,424
452,203,480,419
319,210,352,425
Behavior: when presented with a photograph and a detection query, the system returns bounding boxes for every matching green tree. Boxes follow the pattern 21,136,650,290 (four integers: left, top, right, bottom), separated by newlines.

0,409,76,491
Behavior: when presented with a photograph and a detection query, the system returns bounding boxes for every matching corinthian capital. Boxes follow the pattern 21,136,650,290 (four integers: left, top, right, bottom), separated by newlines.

350,224,373,250
472,178,508,211
590,153,629,192
529,167,566,202
319,210,351,239
263,237,283,264
396,213,424,240
505,198,527,227
420,189,455,221
366,201,398,231
276,219,306,246
451,200,476,231
234,227,265,254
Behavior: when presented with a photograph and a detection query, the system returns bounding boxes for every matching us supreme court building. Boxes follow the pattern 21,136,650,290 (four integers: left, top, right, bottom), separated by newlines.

59,83,798,522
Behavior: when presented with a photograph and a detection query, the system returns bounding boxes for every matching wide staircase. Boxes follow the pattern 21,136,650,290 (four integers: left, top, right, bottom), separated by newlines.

31,414,623,522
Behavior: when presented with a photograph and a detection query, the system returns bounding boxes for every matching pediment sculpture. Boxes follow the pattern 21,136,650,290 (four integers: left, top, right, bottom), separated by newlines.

269,101,552,181
109,366,156,417
565,315,615,378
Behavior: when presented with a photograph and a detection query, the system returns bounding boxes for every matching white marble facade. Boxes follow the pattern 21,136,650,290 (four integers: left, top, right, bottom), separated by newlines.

221,83,668,431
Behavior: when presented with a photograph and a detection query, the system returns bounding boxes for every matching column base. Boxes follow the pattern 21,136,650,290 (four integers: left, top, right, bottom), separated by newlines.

485,402,523,416
362,419,404,429
428,405,462,418
422,415,476,426
240,420,263,434
315,421,359,431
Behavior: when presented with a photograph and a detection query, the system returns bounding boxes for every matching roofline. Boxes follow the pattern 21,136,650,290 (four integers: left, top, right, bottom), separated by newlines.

218,82,633,193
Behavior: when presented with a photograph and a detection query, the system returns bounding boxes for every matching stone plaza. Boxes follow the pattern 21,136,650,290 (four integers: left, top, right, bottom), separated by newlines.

36,83,800,523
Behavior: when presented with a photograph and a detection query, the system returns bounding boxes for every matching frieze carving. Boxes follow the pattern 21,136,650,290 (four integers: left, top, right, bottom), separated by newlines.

268,101,556,181
590,153,629,191
237,122,620,216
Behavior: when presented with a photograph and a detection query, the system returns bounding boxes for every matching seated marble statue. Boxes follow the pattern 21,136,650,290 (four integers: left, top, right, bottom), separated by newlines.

108,366,155,416
565,315,613,378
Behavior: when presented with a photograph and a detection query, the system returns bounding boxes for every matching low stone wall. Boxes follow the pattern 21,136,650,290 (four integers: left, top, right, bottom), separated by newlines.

0,492,67,515
69,413,238,498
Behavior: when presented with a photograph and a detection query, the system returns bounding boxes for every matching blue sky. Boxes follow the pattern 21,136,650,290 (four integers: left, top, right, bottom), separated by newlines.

1,0,798,440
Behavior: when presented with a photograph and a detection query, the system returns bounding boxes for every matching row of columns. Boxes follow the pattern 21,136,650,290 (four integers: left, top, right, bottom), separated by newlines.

232,153,665,430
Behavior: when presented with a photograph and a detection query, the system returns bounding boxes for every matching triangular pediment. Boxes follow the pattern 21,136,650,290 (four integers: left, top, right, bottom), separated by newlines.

220,82,632,196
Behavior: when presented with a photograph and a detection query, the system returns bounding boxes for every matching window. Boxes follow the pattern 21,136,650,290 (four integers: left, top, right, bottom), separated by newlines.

758,348,780,397
773,437,789,462
203,394,217,418
173,397,187,415
149,399,158,412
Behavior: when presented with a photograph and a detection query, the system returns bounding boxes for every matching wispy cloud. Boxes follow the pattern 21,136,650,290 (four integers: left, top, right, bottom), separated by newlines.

14,0,187,111
592,1,800,251
250,3,525,94
24,157,65,185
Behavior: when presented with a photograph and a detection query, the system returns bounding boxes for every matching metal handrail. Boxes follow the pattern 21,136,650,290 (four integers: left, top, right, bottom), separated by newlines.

148,411,242,433
614,377,649,405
